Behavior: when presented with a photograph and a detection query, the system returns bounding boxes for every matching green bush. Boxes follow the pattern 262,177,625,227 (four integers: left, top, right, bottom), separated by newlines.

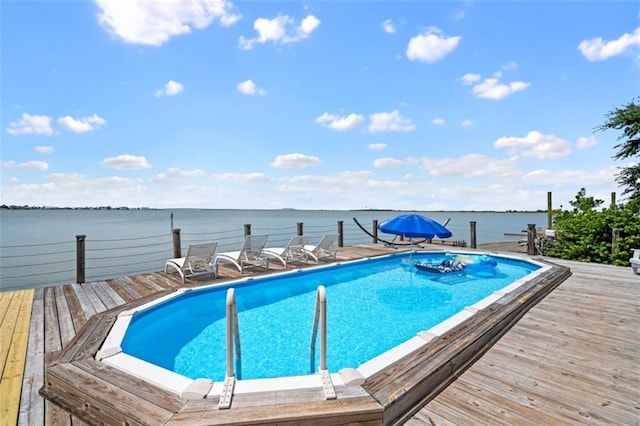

545,199,640,265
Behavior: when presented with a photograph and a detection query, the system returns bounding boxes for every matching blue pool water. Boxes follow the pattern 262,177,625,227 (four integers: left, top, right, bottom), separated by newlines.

120,253,539,382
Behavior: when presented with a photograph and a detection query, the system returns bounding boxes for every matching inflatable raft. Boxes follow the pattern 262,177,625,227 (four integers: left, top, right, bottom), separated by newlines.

414,259,466,274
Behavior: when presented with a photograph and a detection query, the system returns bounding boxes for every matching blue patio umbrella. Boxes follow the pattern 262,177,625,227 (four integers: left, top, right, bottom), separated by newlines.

378,214,452,257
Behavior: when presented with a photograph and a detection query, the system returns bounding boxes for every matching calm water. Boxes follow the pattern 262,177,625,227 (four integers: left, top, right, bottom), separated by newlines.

120,252,540,381
0,209,547,290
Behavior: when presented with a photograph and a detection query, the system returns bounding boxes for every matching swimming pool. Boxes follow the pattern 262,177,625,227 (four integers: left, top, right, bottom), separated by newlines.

97,251,544,396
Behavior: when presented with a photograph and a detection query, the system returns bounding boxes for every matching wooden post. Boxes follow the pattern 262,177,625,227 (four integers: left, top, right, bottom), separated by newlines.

76,234,86,284
527,224,536,255
172,228,181,258
337,221,344,247
469,221,477,249
547,191,552,229
372,220,378,244
244,224,251,237
297,222,304,236
611,192,616,208
612,228,619,259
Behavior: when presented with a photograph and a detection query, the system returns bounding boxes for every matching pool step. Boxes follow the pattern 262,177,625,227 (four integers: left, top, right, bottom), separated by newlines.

218,376,235,409
320,369,336,399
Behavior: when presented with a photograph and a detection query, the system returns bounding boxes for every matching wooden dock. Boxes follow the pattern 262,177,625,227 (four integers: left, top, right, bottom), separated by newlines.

1,245,639,425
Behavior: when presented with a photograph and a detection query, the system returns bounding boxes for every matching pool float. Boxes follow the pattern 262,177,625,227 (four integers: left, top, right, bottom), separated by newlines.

414,259,466,274
464,255,498,277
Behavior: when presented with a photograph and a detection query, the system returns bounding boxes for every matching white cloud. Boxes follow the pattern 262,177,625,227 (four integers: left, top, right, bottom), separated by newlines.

523,166,618,188
494,131,572,159
502,60,518,70
57,114,106,133
381,19,395,34
461,72,530,100
460,73,481,85
368,110,415,133
422,154,520,178
102,154,152,170
271,153,321,168
432,118,445,125
316,112,364,131
373,157,405,167
577,136,597,149
368,143,387,151
578,27,640,61
35,146,54,154
406,27,461,63
212,172,271,182
156,80,184,96
473,78,530,100
461,119,473,128
237,79,266,96
337,170,375,180
152,167,206,181
7,113,53,136
299,15,321,35
49,172,84,181
96,0,241,46
14,160,49,170
239,14,320,50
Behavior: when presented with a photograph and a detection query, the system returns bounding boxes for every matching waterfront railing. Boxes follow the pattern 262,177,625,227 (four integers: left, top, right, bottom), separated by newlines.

0,219,475,290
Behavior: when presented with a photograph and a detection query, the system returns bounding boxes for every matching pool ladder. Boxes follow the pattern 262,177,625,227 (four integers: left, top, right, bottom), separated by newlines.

310,285,336,400
218,285,335,410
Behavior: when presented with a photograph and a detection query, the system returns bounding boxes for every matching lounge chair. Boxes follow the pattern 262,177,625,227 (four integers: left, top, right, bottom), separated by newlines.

263,235,310,267
165,242,218,284
630,248,640,275
213,234,269,274
303,234,338,263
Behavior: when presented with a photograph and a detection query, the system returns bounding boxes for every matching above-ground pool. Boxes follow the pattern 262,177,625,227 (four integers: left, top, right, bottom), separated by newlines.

97,251,545,397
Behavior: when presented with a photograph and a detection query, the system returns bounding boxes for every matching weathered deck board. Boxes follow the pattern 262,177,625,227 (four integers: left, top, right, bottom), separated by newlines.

172,390,383,425
0,289,33,425
1,247,639,425
61,284,87,332
42,286,73,425
18,288,45,425
42,362,176,426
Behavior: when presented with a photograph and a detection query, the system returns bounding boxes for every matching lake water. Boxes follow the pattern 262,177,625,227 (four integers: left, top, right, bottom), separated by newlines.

0,209,548,291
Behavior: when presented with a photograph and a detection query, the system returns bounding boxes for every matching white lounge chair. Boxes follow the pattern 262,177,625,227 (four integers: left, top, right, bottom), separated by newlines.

213,234,269,274
165,242,218,284
630,248,640,275
263,235,310,268
303,234,338,263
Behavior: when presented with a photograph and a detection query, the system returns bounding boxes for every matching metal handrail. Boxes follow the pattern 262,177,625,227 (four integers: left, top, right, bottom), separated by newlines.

219,288,240,409
310,285,327,371
310,285,336,399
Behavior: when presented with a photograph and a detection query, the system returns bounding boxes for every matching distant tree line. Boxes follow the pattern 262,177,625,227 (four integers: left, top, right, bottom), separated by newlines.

0,205,150,210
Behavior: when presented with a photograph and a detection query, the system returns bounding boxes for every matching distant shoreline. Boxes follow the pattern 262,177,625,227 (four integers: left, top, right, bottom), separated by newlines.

1,205,547,214
0,205,151,210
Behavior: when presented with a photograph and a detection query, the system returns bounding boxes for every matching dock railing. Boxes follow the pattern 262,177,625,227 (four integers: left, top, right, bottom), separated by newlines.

0,219,473,290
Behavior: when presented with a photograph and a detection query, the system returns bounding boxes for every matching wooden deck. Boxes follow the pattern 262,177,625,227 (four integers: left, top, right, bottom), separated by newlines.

408,257,640,426
1,245,638,425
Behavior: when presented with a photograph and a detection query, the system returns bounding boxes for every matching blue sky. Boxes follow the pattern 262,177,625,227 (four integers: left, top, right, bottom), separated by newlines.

2,1,639,211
